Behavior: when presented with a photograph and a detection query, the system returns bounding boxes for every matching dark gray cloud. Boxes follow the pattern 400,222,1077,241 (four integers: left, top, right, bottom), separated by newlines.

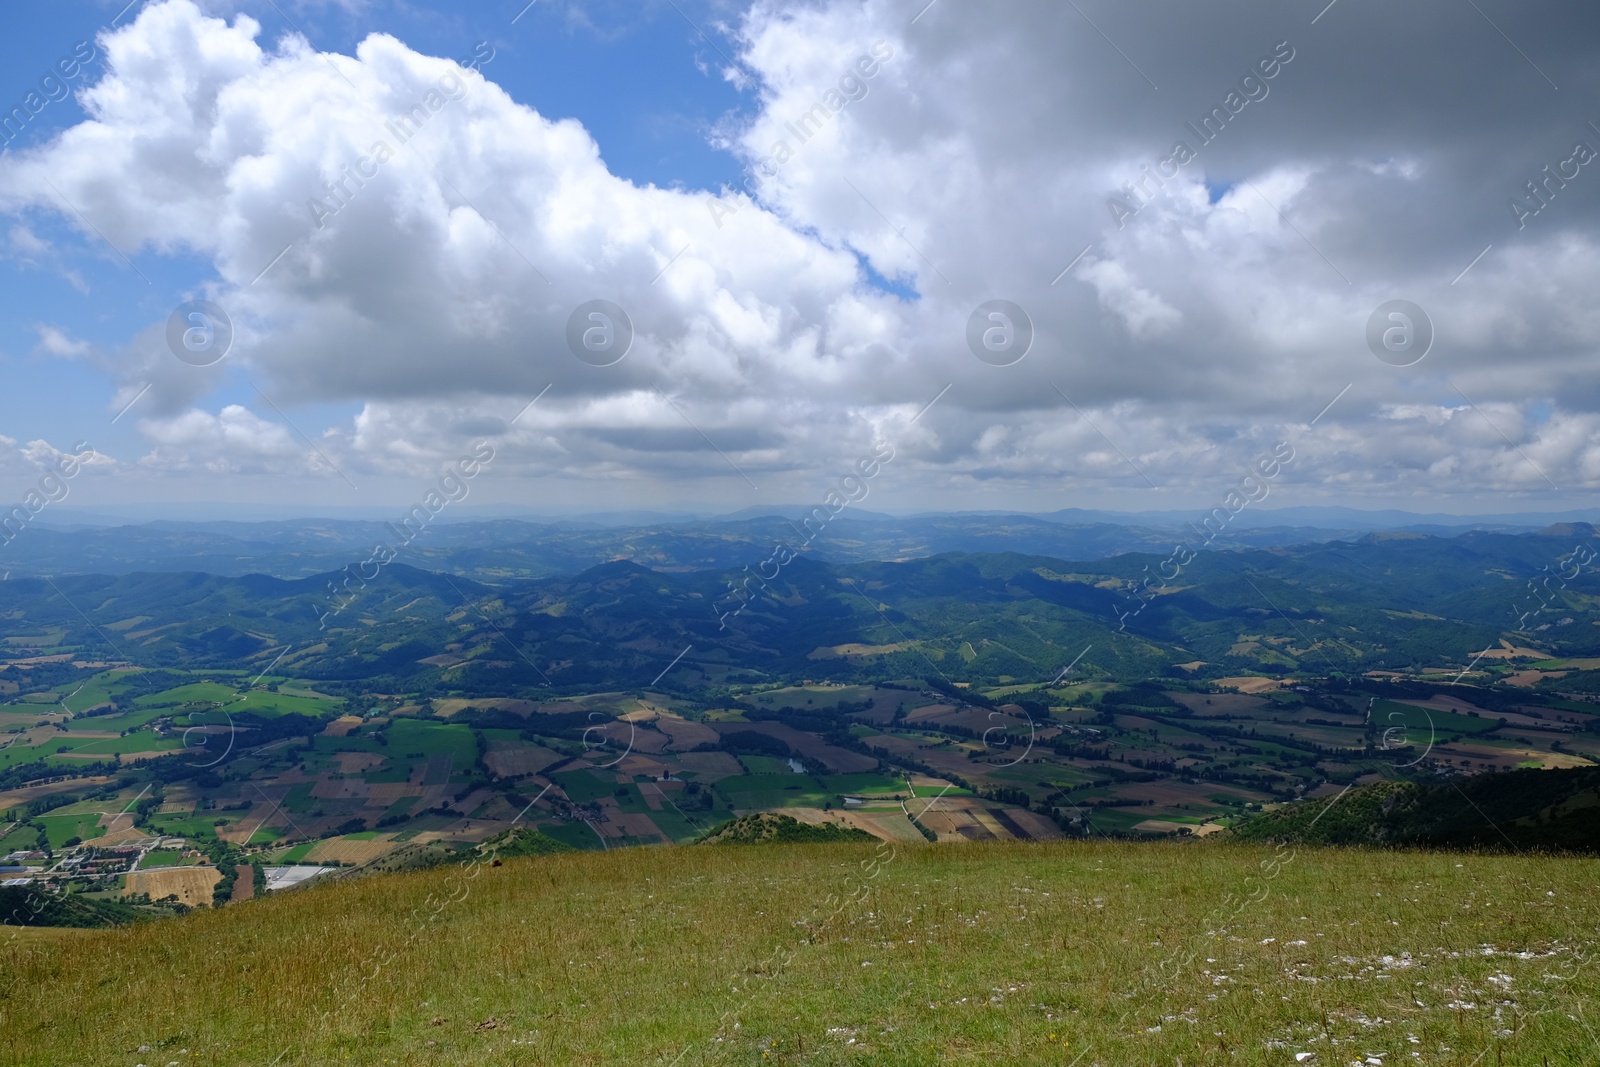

3,0,1599,510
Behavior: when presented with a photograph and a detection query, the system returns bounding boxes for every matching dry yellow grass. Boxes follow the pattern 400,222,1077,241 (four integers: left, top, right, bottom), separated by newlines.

123,866,223,906
303,838,396,866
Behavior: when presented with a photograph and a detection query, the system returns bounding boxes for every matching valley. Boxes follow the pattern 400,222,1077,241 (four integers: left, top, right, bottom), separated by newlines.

2,522,1598,913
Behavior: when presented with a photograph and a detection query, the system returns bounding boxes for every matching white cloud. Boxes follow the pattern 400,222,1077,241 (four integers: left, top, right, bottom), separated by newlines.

1076,258,1183,340
2,0,1599,510
8,225,49,258
33,325,93,359
134,404,322,476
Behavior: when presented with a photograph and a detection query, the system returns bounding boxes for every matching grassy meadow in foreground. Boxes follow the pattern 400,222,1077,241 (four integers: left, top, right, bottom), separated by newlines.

3,840,1598,1066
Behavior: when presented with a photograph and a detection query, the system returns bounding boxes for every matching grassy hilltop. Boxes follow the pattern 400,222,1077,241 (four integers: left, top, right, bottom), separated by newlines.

4,839,1599,1066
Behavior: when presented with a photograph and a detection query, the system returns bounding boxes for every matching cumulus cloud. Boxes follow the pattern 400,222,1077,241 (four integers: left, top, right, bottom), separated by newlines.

3,0,1600,509
33,325,92,359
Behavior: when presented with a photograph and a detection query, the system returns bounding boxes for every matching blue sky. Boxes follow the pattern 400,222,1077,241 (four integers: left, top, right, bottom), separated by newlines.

1,0,749,186
2,0,1598,518
0,0,751,489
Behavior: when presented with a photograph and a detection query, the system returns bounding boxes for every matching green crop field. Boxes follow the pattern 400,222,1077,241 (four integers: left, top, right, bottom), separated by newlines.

0,743,55,772
2,725,188,770
910,781,973,798
743,684,877,709
537,820,604,851
737,755,798,774
713,773,833,809
643,804,714,843
63,707,167,733
548,769,616,804
818,773,904,796
138,849,189,868
147,813,234,841
280,783,316,815
52,732,186,759
274,842,315,864
133,682,241,707
715,773,823,795
4,840,1598,1065
1372,699,1504,739
35,811,105,848
231,690,341,717
56,672,135,714
386,720,477,765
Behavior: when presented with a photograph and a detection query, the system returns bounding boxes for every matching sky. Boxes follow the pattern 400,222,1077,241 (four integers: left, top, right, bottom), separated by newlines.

1,0,1599,518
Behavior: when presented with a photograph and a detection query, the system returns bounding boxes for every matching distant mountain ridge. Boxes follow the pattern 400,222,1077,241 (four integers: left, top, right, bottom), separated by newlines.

4,524,1598,690
10,508,1598,583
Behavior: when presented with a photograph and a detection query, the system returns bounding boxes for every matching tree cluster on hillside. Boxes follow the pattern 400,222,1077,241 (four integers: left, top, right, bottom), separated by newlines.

1230,767,1600,853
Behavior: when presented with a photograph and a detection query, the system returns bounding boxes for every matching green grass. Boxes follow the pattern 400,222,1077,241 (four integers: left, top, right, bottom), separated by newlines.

714,790,828,811
1078,807,1160,833
818,773,904,796
138,849,189,868
311,735,384,756
309,719,477,775
981,762,1068,791
910,782,973,798
610,785,650,815
0,732,122,771
641,804,713,843
537,821,604,851
1538,696,1600,715
379,796,420,822
64,707,167,733
386,720,478,767
4,840,1598,1065
231,689,341,717
0,742,58,772
56,671,136,714
133,681,240,707
275,842,315,864
713,773,831,809
147,814,233,841
742,684,877,710
280,783,316,815
549,769,616,804
714,773,820,795
51,732,186,758
35,811,105,847
736,755,797,774
1372,698,1502,738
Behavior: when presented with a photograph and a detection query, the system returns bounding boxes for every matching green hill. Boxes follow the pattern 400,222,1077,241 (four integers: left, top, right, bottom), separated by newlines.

10,527,1600,687
0,885,140,928
327,827,575,882
696,812,876,844
4,840,1598,1065
1231,766,1600,852
470,825,576,859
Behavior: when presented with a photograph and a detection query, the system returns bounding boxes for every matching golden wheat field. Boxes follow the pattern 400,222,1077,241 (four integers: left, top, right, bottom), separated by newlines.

121,866,224,908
